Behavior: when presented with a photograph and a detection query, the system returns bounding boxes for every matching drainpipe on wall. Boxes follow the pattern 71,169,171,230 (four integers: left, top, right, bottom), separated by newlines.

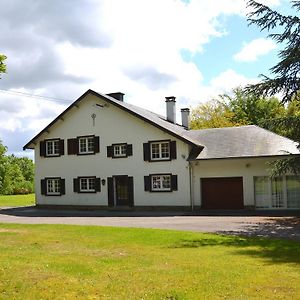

189,161,194,211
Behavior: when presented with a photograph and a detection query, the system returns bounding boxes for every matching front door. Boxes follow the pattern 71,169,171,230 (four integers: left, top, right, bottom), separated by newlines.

107,176,134,207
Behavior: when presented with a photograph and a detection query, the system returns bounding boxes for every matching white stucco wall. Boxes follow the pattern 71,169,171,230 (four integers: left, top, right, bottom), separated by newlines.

191,157,277,208
34,94,191,207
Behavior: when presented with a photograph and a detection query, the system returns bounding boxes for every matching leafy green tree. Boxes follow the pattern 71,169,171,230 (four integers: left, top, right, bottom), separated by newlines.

190,88,288,131
223,88,285,126
0,54,6,78
246,0,300,175
0,140,34,195
190,99,237,130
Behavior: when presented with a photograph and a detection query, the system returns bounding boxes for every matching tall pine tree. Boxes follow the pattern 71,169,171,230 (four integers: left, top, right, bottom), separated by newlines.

246,0,300,175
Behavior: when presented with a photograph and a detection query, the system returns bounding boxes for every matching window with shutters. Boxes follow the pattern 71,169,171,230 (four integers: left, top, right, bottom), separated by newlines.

80,177,96,192
107,143,133,158
46,139,60,156
144,173,177,192
79,136,95,154
46,178,61,195
152,174,171,191
114,144,126,157
150,141,170,160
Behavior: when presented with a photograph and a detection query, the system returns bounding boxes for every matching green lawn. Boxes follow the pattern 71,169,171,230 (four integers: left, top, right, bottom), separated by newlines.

0,224,299,299
0,194,35,207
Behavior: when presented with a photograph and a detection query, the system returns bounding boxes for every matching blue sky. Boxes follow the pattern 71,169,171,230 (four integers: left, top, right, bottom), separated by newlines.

0,0,293,158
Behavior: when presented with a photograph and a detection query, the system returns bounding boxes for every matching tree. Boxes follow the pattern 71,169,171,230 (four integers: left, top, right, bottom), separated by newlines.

0,54,6,78
190,88,288,131
190,99,237,130
246,0,300,175
246,0,300,103
222,87,285,126
0,140,34,195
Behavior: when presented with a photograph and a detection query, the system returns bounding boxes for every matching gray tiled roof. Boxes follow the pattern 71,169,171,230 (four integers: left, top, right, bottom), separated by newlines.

23,90,300,161
186,125,300,160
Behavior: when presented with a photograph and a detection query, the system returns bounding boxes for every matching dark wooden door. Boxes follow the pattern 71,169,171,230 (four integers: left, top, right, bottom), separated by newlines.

201,177,244,209
112,176,134,207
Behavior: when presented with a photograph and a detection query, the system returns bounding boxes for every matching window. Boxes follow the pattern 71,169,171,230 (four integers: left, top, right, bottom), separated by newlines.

40,139,64,157
144,174,177,192
287,175,300,208
107,143,133,158
79,137,95,154
47,178,60,195
67,136,99,155
46,140,60,156
152,174,171,191
114,144,127,157
143,140,176,162
73,177,101,193
150,141,170,160
254,176,300,209
41,177,65,196
254,177,270,208
80,177,96,192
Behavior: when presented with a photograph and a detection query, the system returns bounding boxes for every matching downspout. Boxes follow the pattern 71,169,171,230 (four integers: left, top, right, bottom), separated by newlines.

189,160,194,211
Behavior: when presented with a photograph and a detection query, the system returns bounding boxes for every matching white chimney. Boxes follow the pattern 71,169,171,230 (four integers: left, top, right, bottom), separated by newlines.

165,96,176,124
181,108,190,129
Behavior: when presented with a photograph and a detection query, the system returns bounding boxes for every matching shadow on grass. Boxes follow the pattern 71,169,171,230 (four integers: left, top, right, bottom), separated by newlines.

171,229,300,265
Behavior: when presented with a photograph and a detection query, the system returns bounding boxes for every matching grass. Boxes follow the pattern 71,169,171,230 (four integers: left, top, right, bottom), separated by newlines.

0,224,299,299
0,194,35,207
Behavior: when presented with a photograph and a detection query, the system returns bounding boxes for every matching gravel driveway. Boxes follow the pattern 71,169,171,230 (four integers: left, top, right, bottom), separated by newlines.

0,206,299,241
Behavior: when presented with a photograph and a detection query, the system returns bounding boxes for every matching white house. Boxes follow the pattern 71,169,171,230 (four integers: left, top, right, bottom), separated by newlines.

24,90,300,210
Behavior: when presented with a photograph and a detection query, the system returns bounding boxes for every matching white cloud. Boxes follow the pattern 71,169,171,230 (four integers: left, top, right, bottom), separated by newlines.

0,0,283,156
234,38,277,62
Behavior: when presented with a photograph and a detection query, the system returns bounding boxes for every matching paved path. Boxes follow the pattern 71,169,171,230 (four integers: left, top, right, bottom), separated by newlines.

0,206,299,241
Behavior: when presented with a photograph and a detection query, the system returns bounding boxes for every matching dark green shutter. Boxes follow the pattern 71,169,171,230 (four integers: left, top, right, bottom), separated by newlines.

95,178,101,192
143,143,150,161
171,175,178,191
59,139,65,155
94,136,100,153
73,178,79,193
126,144,133,156
107,146,113,157
60,179,66,195
144,176,151,191
107,177,114,207
128,176,134,207
41,179,46,195
40,141,46,157
170,141,177,160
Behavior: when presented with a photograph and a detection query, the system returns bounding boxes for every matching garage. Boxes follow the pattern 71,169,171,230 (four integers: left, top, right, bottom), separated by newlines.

201,177,244,209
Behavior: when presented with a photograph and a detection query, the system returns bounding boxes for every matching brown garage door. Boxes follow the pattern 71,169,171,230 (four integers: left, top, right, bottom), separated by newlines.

201,177,244,209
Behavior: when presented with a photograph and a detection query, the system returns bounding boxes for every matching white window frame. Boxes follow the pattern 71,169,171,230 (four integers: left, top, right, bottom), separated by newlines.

46,140,60,157
150,141,170,161
46,178,60,195
79,137,94,154
151,174,171,191
113,144,127,157
79,177,96,192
